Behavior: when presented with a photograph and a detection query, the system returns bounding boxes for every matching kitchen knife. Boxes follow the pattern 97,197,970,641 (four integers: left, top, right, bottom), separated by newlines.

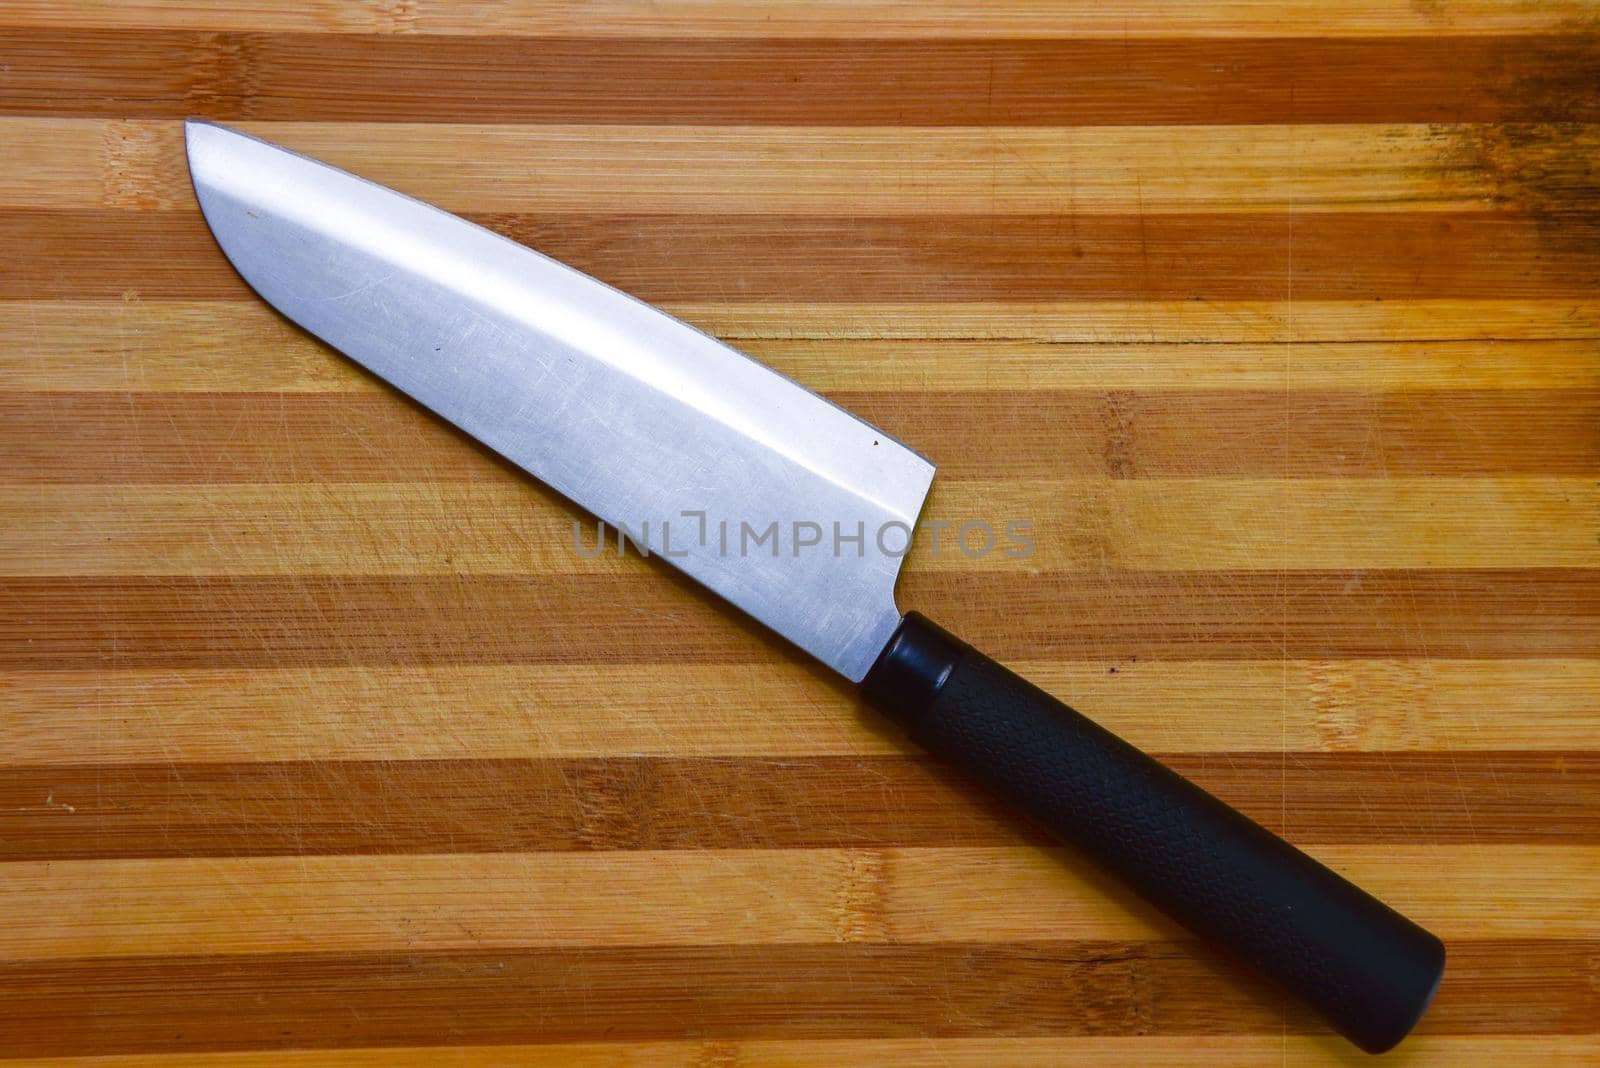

184,121,1445,1054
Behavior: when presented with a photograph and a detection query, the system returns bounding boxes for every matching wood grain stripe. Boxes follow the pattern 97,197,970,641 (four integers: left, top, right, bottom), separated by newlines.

2,755,1595,859
2,847,1595,960
0,118,1531,214
5,391,1595,482
2,570,1594,668
9,300,1600,354
4,31,1598,125
0,941,1590,1056
649,299,1600,342
0,849,905,957
5,300,1599,392
5,660,1596,763
6,479,1593,575
8,209,1600,302
4,1,1594,38
15,1036,1600,1068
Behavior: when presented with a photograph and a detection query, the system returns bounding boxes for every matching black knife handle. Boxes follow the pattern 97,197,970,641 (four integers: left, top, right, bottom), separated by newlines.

860,612,1444,1054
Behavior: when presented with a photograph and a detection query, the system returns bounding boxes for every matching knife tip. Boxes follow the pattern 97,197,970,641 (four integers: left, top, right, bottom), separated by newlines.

183,118,220,164
183,117,226,146
184,118,258,155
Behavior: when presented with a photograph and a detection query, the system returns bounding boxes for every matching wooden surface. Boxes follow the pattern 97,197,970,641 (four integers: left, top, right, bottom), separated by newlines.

2,2,1598,1063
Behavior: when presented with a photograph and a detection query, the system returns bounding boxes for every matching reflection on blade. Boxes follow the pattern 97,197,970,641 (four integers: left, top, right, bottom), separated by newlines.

185,121,934,680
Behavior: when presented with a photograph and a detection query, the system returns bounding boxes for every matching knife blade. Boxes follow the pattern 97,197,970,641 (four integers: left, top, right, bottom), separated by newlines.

185,120,1444,1054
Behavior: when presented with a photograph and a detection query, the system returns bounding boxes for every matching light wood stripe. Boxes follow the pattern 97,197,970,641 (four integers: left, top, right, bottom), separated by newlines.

6,302,1598,392
0,849,899,958
3,478,1593,576
2,118,1521,214
2,0,1592,38
1,845,1592,960
6,299,1597,351
4,660,1595,763
669,299,1600,342
14,1036,1600,1068
882,846,1600,943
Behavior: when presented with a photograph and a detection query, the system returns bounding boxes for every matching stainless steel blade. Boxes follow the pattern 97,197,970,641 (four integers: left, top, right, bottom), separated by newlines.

185,121,934,681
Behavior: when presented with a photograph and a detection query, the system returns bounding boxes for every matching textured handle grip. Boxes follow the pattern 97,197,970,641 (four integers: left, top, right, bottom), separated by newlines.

861,613,1444,1054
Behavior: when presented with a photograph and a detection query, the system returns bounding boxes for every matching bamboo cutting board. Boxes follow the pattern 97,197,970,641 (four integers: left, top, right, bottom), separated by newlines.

2,2,1598,1064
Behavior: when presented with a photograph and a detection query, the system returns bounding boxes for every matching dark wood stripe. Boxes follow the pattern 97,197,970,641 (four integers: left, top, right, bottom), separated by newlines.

0,940,1587,1056
853,388,1600,479
2,753,1594,861
7,210,1600,302
2,570,1594,669
4,390,1596,483
3,31,1598,124
906,568,1600,661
